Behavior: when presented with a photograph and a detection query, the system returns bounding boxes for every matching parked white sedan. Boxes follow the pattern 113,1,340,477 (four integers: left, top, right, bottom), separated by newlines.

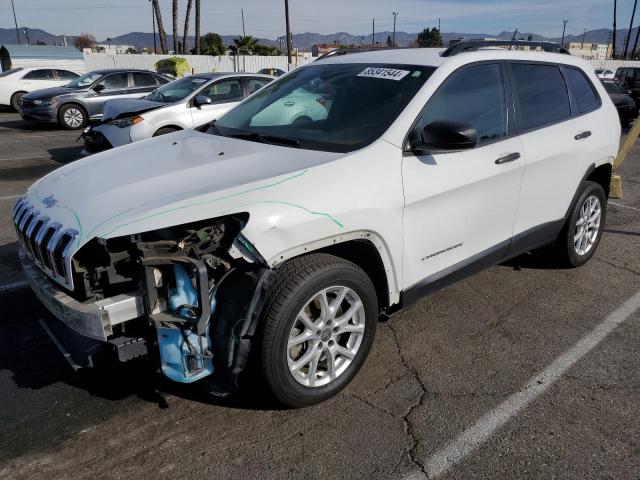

0,67,80,110
82,72,273,152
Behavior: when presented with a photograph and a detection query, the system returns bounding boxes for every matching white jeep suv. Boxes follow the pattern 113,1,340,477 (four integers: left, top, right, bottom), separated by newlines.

13,44,619,407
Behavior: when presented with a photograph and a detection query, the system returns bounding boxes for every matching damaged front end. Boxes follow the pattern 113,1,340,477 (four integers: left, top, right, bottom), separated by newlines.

29,213,273,395
135,215,273,393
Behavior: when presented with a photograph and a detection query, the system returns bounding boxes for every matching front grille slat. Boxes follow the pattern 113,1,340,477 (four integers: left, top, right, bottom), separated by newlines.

12,198,78,291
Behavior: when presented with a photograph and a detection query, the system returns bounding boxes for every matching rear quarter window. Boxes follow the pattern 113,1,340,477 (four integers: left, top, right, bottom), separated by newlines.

563,67,600,114
510,63,571,132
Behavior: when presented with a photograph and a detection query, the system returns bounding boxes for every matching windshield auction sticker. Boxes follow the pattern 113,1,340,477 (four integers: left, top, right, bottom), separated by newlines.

357,67,411,81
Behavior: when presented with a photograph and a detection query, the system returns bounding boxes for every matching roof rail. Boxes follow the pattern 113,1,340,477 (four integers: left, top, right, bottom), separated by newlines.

315,46,403,61
441,40,570,57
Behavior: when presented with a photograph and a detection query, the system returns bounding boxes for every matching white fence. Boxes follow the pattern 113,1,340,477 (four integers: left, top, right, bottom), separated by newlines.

81,53,640,76
83,53,313,74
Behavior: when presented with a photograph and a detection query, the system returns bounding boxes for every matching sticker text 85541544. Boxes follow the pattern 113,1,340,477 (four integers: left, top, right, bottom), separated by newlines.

357,67,411,81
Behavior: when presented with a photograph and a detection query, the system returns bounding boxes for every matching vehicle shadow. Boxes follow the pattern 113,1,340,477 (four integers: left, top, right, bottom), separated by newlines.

0,116,63,131
0,286,280,413
47,146,85,164
500,247,565,271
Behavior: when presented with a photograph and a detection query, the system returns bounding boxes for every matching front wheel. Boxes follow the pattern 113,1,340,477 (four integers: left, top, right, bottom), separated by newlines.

10,91,26,112
553,181,607,267
58,104,88,130
258,254,378,407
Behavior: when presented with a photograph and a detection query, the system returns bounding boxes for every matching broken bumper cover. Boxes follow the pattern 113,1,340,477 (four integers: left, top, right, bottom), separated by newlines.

19,248,145,342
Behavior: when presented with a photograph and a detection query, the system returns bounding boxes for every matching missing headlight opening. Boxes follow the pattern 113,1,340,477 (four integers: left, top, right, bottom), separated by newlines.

73,213,272,394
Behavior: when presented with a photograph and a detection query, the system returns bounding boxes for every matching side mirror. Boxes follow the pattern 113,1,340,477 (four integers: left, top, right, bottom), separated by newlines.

93,84,106,93
408,120,478,153
193,95,213,108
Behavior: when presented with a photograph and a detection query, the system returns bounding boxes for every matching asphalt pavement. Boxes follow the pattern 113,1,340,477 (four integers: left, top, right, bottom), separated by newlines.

0,109,639,479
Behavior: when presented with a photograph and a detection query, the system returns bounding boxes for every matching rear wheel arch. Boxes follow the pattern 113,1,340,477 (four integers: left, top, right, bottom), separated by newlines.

586,163,613,198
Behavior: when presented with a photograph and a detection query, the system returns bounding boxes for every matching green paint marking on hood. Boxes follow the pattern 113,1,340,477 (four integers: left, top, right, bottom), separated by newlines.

249,200,344,228
97,169,310,239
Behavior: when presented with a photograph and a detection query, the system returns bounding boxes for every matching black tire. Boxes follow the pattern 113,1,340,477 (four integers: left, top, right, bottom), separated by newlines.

57,103,88,130
10,91,26,112
153,127,180,137
257,253,378,408
553,181,607,267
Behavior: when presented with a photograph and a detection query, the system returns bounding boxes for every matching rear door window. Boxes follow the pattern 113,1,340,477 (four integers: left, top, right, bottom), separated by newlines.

132,72,157,88
510,63,571,131
563,67,600,114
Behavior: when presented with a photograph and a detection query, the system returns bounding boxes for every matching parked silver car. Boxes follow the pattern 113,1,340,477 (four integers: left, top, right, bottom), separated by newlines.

18,69,171,129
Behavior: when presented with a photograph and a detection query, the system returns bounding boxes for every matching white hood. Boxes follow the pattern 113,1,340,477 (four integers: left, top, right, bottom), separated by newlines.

25,129,341,252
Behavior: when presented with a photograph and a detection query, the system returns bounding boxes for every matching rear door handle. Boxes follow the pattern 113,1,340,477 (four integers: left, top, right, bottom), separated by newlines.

495,152,521,164
574,131,592,140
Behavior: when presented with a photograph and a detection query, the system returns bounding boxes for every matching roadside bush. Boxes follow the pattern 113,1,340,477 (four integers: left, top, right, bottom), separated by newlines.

154,57,191,78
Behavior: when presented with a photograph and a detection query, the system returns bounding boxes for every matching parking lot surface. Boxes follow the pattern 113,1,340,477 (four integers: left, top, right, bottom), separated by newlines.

1,109,639,479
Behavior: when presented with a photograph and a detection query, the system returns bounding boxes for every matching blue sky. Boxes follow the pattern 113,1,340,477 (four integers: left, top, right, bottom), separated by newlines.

0,0,631,40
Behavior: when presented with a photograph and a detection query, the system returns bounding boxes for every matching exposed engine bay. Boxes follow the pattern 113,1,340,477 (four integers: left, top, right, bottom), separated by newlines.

67,214,273,394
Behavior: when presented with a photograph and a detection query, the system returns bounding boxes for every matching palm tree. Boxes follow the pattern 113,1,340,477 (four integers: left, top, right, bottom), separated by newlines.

232,35,259,55
172,0,178,53
195,0,201,54
612,0,617,59
624,0,638,59
182,0,193,53
152,0,168,54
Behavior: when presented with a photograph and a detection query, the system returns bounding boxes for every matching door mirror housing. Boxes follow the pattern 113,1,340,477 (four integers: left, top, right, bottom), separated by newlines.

408,120,478,153
93,83,106,93
193,95,213,108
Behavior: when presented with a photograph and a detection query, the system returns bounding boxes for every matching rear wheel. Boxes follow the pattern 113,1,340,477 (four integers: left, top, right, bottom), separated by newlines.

257,254,378,407
58,104,88,130
553,181,606,267
10,91,26,112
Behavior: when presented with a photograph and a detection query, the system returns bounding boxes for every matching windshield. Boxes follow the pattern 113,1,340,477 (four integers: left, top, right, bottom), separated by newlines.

147,76,210,103
603,82,622,94
65,72,104,89
210,63,435,152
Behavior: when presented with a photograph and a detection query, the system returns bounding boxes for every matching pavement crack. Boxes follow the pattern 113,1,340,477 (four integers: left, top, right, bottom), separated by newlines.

347,393,397,419
594,257,640,277
387,322,429,479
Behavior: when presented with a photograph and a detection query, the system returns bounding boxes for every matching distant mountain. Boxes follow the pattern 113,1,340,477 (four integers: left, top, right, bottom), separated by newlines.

2,26,639,54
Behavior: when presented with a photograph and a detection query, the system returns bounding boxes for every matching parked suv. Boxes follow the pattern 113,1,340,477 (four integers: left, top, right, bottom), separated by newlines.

614,66,640,107
13,45,618,407
0,67,80,111
18,69,171,129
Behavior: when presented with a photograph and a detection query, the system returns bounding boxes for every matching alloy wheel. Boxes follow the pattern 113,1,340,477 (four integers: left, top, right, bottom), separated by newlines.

63,108,84,128
574,195,601,256
287,286,366,388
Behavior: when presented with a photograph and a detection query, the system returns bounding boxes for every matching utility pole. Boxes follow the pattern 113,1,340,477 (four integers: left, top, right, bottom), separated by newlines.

23,28,30,45
581,28,586,48
284,0,293,67
10,0,20,44
372,18,375,46
613,0,617,59
624,0,638,59
241,8,246,37
561,19,568,46
149,0,157,53
392,12,398,46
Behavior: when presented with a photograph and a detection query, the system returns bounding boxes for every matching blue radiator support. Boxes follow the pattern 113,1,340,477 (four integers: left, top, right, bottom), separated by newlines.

156,264,215,383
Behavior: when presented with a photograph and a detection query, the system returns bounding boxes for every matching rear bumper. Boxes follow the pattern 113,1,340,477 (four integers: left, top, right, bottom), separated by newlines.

19,248,145,341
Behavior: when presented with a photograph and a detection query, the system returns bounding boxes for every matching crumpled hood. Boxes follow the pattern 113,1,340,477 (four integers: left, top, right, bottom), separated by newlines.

25,129,342,252
23,86,84,100
101,98,165,122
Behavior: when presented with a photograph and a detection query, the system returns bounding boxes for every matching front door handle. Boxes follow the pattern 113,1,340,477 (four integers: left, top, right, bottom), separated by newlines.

495,152,521,164
575,131,592,140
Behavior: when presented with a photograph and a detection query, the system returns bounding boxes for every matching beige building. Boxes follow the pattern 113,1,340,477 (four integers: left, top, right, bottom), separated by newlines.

568,42,612,60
